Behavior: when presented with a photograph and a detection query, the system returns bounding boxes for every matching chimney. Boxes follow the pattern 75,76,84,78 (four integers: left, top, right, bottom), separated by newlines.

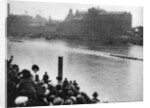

58,56,63,80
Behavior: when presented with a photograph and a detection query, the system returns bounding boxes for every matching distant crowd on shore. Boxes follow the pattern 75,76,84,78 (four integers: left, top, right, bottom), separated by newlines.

7,55,101,107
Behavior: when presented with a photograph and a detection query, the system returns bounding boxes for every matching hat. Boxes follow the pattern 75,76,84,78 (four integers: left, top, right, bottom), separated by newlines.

64,99,73,105
48,95,55,102
70,96,76,103
42,84,48,89
53,97,64,105
32,64,39,71
48,81,56,87
76,94,82,99
76,94,84,104
44,89,50,96
15,96,28,106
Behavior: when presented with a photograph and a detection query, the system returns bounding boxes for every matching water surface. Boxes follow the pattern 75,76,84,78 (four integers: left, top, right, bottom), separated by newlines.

7,39,143,102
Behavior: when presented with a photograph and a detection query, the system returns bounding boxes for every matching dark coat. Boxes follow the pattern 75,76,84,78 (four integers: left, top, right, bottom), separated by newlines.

43,74,49,83
17,78,36,99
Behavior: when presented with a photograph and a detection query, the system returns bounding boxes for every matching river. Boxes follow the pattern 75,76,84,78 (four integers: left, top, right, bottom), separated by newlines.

7,39,143,102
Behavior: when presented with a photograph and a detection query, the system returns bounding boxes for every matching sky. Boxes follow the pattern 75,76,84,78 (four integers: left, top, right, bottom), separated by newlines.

8,0,143,27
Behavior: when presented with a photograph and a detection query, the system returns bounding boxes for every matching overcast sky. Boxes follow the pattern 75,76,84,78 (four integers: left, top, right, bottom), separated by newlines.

8,0,143,27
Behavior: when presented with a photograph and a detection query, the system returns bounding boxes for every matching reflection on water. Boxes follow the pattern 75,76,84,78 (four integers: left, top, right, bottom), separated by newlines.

7,39,143,102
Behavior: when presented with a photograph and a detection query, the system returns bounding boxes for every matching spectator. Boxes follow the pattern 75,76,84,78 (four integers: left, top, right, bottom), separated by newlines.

17,69,37,100
91,92,100,103
43,72,49,83
32,64,40,82
7,56,101,107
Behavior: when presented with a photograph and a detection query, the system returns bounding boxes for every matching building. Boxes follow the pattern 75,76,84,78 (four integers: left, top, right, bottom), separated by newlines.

7,14,47,35
7,4,60,37
59,7,132,37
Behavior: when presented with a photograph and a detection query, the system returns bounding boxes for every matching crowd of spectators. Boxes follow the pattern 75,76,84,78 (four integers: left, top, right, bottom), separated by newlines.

7,55,100,107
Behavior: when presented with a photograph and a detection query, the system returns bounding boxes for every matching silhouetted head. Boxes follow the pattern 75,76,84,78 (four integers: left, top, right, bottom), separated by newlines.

76,85,80,91
47,95,55,103
21,69,32,79
32,64,39,73
56,76,62,81
73,80,78,86
73,80,76,83
12,64,19,73
56,84,62,91
92,92,98,98
70,81,72,84
67,90,74,97
76,94,84,104
64,78,68,81
10,55,14,59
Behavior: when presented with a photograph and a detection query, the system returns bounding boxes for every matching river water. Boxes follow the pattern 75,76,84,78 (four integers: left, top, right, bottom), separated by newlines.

7,39,143,102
